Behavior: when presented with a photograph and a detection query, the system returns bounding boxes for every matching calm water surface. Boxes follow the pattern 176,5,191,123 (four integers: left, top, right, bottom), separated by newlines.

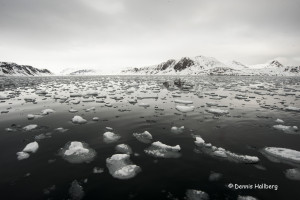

0,75,299,200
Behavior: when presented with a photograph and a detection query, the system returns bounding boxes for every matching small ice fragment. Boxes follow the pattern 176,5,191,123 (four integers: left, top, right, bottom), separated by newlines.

275,119,284,123
23,124,38,131
285,106,300,112
133,131,153,143
16,152,30,160
41,109,55,115
138,103,150,108
285,168,300,181
115,144,132,154
106,154,141,179
92,117,99,121
55,127,68,133
273,125,298,134
174,99,193,104
175,105,194,113
23,142,39,153
72,116,87,124
186,189,209,200
206,108,229,115
237,195,258,200
69,109,78,113
93,167,104,174
69,180,84,200
144,141,181,158
27,114,35,120
106,127,113,131
170,126,184,134
103,132,121,143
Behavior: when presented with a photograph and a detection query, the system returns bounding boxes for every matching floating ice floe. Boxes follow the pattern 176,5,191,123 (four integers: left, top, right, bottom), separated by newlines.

171,126,184,134
273,125,298,134
237,195,258,200
285,106,300,112
69,180,84,200
144,141,181,158
186,189,209,200
175,105,195,113
23,124,38,131
103,132,121,143
275,119,284,123
16,141,39,160
133,131,153,143
41,109,55,115
23,141,39,153
138,103,150,108
106,154,141,179
85,107,95,112
93,167,104,174
72,116,87,124
262,147,300,165
16,152,30,160
206,102,218,106
35,133,52,140
194,136,259,163
92,117,99,121
27,114,35,120
69,109,78,113
285,168,300,181
115,144,132,154
55,127,68,133
60,141,96,163
206,108,229,115
174,99,193,104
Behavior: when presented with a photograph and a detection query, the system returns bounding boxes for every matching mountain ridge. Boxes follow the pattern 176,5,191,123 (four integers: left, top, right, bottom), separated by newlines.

0,62,52,76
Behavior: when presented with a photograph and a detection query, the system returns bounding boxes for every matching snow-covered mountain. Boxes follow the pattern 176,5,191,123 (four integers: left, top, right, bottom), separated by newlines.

121,55,300,76
0,62,52,76
59,68,98,75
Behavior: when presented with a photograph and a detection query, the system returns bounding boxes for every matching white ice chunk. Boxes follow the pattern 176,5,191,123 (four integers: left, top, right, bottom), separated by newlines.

186,189,209,200
133,131,153,143
23,124,38,131
103,132,121,143
175,105,195,113
69,109,78,113
144,141,181,158
72,116,87,124
275,119,284,123
263,147,300,164
23,141,39,153
138,103,150,108
92,117,99,121
60,141,96,163
41,109,55,115
285,106,300,112
237,196,258,200
171,126,184,134
115,144,132,154
16,151,30,160
106,154,141,179
174,99,193,104
206,108,229,115
273,125,298,134
27,114,35,120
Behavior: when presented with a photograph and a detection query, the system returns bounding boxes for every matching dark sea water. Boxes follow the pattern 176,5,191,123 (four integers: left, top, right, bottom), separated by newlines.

0,75,300,200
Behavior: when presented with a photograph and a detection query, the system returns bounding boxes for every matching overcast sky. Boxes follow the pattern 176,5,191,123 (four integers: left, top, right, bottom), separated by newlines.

0,0,299,73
